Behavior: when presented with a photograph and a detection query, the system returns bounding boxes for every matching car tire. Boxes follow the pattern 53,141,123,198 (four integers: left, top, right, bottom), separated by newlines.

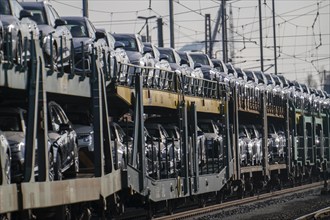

54,152,63,181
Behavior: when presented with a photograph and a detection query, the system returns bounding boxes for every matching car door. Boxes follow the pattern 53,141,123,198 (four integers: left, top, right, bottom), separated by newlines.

55,103,76,167
48,102,70,168
48,4,71,55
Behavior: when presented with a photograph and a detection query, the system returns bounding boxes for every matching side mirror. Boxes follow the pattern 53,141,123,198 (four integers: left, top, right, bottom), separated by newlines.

95,31,105,41
20,10,33,20
54,18,67,28
197,130,204,136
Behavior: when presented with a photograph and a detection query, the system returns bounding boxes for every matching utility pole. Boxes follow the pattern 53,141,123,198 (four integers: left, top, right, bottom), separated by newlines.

211,6,221,58
169,0,175,48
205,14,211,57
137,16,156,42
157,18,164,47
221,0,227,62
258,0,264,72
228,3,235,63
82,0,88,18
272,0,278,74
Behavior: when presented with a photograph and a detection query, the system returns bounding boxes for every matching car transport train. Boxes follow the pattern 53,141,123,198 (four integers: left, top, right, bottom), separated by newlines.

1,1,330,219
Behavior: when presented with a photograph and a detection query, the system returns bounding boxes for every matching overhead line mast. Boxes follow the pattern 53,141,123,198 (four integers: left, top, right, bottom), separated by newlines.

82,0,88,18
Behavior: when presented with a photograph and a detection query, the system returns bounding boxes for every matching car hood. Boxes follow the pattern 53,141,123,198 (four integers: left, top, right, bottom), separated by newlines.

203,132,219,140
73,124,93,135
0,15,17,28
3,131,25,145
169,62,181,71
72,37,93,49
37,25,54,37
125,51,142,64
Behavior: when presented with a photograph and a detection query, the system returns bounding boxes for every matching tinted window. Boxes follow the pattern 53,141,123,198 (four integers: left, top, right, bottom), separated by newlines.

65,19,88,37
245,71,254,81
29,9,47,25
198,122,214,133
0,0,11,15
159,49,175,63
189,54,210,66
113,35,138,52
0,114,22,131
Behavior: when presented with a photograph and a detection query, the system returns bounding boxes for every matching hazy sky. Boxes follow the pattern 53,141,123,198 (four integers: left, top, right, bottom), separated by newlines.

22,0,330,88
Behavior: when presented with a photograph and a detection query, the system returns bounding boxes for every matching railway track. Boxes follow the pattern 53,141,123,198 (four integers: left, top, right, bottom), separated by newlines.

296,206,330,220
153,181,328,220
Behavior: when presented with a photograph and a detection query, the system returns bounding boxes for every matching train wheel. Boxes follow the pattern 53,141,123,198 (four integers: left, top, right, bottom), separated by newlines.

146,202,154,219
0,213,11,220
53,205,71,220
216,190,224,204
167,200,175,215
198,195,207,208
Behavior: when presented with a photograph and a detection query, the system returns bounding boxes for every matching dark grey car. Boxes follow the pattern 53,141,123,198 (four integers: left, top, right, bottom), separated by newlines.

20,1,72,68
0,0,39,62
62,16,107,73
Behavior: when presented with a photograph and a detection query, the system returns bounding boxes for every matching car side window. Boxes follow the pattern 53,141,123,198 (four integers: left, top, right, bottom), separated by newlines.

54,105,69,125
45,5,56,27
49,105,62,132
0,0,11,15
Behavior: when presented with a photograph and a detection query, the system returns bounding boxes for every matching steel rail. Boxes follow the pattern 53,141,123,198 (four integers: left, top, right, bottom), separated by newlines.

295,206,330,220
154,181,327,220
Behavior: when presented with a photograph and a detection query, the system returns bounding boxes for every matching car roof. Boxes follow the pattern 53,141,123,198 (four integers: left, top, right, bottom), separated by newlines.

20,1,46,9
112,33,137,39
62,16,86,21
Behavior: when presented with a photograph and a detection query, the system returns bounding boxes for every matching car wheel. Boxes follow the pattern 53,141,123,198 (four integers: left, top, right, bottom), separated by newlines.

54,152,63,181
4,152,11,184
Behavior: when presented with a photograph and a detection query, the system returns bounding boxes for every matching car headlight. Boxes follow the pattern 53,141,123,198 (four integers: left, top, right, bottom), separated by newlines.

7,24,15,33
139,59,145,67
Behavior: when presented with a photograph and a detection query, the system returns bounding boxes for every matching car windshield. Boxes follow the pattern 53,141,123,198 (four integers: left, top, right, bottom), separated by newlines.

65,20,88,37
189,54,210,66
113,36,138,52
246,127,256,138
165,128,179,139
29,9,46,25
0,0,11,15
198,122,214,133
245,71,254,81
0,114,22,132
159,49,175,63
147,128,160,138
